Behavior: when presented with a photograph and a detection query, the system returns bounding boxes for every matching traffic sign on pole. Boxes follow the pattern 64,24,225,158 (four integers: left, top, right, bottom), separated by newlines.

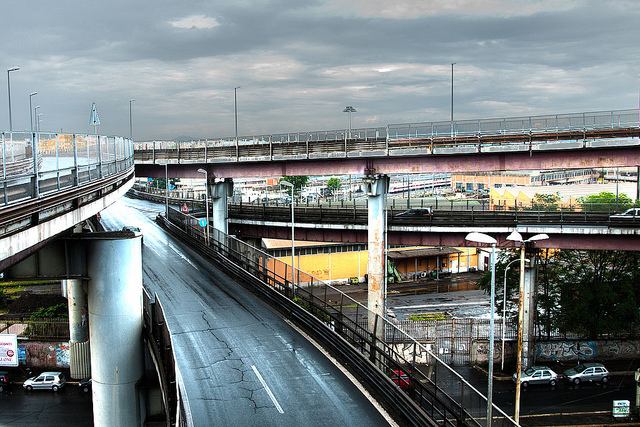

181,203,189,213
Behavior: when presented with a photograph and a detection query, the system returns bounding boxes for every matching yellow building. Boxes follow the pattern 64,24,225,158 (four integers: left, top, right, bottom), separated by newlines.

264,239,481,284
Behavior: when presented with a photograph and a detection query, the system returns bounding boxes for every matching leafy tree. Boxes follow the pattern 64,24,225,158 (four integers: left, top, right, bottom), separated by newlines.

578,191,633,212
150,177,180,190
327,177,341,192
476,250,521,319
30,303,68,320
531,192,561,211
280,176,309,196
551,250,640,338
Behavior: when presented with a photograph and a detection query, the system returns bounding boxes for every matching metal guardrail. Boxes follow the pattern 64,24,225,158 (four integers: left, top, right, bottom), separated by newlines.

1,131,134,207
132,109,640,164
159,207,518,427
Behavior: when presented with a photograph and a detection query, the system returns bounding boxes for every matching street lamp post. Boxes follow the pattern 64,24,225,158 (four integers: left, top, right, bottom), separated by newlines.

29,92,37,133
34,106,41,131
465,231,497,427
234,86,240,152
506,231,549,424
451,62,456,137
197,168,210,246
7,67,19,132
501,257,528,371
280,180,295,290
129,99,135,140
343,106,356,140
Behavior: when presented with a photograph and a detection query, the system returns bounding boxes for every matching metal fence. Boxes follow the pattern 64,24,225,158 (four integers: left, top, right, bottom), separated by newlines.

1,131,134,206
165,206,518,427
0,316,70,340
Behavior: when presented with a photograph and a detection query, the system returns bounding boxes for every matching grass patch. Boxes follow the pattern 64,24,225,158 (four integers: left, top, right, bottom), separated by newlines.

409,312,448,321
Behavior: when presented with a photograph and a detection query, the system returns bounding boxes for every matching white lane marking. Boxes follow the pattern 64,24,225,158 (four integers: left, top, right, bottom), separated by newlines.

168,243,199,270
251,365,284,414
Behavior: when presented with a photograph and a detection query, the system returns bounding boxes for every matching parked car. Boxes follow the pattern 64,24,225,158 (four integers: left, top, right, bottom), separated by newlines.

0,371,13,391
390,370,414,390
512,366,558,387
610,208,640,219
394,208,433,218
563,362,609,384
23,371,66,391
78,378,92,393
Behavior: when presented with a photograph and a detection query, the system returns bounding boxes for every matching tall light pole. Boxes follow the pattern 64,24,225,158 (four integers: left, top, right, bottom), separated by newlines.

280,180,295,290
343,106,356,140
234,86,240,142
465,231,496,427
501,257,527,371
506,231,549,424
129,99,135,140
29,92,37,133
7,67,19,132
197,168,210,246
451,62,456,137
34,106,41,131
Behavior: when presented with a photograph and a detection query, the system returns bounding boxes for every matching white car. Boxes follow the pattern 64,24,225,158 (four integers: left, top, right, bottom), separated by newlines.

512,366,558,387
23,371,66,391
610,208,640,219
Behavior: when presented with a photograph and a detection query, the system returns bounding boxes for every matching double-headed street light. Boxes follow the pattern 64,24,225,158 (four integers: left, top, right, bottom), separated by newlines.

129,99,135,140
506,230,549,424
280,180,295,289
29,92,37,133
7,67,19,131
501,257,528,371
197,169,210,246
465,231,497,427
343,106,356,140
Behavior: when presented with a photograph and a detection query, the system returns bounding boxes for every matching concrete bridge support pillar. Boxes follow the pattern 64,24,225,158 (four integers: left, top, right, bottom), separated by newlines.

522,265,537,369
365,175,389,338
87,233,144,427
210,178,233,235
65,278,91,379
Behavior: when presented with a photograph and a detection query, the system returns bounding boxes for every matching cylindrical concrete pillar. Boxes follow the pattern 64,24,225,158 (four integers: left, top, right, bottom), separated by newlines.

366,175,389,339
87,234,143,427
65,278,91,379
211,178,233,235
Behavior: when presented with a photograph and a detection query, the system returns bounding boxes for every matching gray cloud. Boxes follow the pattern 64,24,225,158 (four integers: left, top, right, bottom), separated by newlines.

2,0,638,140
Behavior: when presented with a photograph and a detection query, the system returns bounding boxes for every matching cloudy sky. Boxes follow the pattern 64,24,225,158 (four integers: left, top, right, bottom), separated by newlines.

3,0,639,141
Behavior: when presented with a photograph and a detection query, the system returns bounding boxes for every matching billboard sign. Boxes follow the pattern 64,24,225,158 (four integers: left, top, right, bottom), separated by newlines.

0,335,18,367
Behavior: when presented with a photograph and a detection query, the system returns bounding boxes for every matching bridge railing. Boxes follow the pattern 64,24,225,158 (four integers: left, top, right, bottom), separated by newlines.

388,109,640,140
164,206,517,427
1,131,134,207
133,108,639,164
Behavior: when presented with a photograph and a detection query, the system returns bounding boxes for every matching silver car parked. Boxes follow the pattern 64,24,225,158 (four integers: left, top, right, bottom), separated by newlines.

513,366,558,387
563,362,609,384
23,371,66,391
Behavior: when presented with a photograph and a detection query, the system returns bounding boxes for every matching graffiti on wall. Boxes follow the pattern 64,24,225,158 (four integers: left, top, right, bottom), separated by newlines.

537,340,640,361
537,341,597,360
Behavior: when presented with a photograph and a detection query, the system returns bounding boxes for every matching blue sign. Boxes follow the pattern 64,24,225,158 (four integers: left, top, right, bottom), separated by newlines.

199,219,207,228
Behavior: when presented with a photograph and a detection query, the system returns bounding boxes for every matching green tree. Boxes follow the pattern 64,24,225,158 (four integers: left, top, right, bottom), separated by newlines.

327,177,341,193
578,191,633,212
551,249,640,339
280,176,309,196
531,192,561,211
150,177,180,190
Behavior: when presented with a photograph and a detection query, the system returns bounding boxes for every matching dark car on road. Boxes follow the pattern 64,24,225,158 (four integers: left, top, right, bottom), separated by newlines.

394,208,433,218
0,371,13,391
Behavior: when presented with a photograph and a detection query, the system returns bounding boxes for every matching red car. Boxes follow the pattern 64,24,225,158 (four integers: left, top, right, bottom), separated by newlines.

390,370,412,390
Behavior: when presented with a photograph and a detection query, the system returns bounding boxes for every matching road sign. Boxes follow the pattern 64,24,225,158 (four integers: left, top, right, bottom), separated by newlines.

199,219,207,228
89,102,101,126
613,400,630,418
181,203,189,213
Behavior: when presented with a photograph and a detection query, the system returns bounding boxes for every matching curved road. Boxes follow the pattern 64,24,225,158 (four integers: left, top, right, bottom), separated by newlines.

100,197,392,427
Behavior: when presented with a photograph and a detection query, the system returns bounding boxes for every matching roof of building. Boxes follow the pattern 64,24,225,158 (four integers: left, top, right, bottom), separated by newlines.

262,238,344,250
387,247,462,260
